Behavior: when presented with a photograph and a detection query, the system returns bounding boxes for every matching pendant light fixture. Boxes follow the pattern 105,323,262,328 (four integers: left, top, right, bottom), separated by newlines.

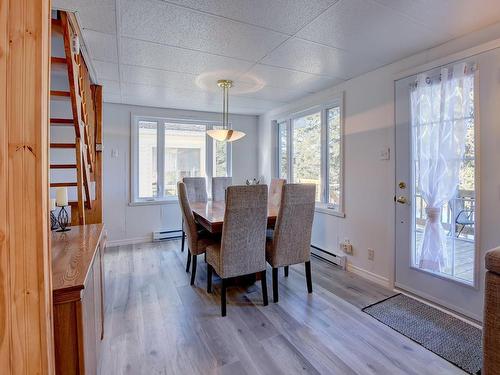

207,79,246,142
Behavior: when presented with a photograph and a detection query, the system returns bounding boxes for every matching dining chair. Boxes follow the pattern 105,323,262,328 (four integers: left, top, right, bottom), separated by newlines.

267,178,286,240
177,182,218,286
266,183,316,303
180,177,208,253
212,176,232,202
269,178,286,207
206,185,269,316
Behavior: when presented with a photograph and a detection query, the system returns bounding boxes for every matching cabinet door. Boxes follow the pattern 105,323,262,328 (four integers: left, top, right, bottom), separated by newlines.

82,264,97,374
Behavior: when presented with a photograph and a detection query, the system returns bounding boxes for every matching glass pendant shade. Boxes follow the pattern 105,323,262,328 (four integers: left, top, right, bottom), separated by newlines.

206,128,246,142
208,79,246,142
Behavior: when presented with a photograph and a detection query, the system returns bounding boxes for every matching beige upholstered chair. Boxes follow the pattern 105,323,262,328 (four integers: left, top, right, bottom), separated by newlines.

484,247,500,374
180,177,208,253
206,185,269,316
177,182,218,286
266,183,315,302
212,176,232,202
269,178,286,208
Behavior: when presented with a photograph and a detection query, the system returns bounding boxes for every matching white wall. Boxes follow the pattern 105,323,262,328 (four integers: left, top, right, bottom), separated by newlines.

103,103,259,244
258,22,500,291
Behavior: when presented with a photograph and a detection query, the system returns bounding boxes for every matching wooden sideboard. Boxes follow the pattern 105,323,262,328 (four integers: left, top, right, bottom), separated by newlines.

52,224,106,374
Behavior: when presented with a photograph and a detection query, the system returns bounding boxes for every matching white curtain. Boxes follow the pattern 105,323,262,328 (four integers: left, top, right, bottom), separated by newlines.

411,62,474,272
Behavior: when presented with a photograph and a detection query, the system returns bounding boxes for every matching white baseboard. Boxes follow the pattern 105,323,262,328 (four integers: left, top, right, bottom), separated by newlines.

347,263,391,289
106,235,152,247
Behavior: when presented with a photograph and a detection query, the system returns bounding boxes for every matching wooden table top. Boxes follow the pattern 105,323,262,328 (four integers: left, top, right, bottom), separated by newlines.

51,224,104,296
191,201,279,233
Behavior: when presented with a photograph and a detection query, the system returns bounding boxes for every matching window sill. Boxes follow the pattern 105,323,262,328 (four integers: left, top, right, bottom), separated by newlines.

314,204,345,218
129,199,178,207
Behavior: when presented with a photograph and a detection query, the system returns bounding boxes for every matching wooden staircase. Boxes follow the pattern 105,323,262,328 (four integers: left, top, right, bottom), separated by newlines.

50,11,103,226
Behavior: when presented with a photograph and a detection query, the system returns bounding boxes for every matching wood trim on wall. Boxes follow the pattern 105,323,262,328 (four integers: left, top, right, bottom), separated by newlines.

0,0,54,373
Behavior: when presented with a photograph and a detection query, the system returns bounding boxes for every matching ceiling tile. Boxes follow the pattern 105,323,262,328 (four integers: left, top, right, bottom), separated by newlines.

94,61,120,82
239,64,344,93
82,29,118,62
120,65,200,90
163,0,338,34
121,82,282,115
120,64,303,103
296,0,448,65
120,0,287,61
372,0,500,38
52,0,116,34
261,38,379,79
120,38,254,77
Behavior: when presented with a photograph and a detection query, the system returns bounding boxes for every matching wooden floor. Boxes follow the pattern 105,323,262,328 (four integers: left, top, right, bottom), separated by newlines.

100,240,466,375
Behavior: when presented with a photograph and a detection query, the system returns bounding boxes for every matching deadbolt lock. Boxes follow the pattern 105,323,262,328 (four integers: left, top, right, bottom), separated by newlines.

398,181,406,189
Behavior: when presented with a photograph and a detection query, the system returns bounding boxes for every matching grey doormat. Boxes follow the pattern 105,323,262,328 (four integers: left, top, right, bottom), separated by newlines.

362,294,482,374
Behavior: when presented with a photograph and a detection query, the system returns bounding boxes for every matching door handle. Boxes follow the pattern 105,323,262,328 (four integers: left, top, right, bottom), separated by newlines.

395,196,409,205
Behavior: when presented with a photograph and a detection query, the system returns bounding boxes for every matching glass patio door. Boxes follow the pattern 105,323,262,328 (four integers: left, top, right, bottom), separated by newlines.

394,61,480,320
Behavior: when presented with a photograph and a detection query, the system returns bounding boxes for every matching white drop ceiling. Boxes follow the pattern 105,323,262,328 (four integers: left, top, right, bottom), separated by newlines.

53,0,500,115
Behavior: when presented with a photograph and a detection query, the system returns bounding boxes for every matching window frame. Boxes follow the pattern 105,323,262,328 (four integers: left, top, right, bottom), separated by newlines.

131,115,232,204
275,94,345,217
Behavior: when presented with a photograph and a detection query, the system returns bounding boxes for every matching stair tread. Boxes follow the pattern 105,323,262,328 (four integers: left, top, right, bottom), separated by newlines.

50,164,77,169
50,90,70,97
50,182,78,187
51,57,67,65
50,143,76,149
50,118,74,126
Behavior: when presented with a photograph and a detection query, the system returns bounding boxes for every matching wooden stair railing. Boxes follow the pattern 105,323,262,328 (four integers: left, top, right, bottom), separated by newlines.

49,11,103,226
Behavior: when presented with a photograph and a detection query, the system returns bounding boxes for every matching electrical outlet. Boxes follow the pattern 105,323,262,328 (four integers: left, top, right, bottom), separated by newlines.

368,248,375,261
341,240,353,255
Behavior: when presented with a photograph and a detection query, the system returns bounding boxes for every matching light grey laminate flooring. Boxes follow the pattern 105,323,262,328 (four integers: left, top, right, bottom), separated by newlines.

100,240,465,375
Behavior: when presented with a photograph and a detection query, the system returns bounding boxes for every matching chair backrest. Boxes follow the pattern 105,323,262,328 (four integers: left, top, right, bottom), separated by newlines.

270,184,316,267
269,178,286,208
182,177,207,203
212,177,232,202
177,182,199,251
219,185,268,278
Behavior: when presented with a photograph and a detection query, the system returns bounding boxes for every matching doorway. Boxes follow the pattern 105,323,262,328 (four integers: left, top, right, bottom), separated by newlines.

394,61,480,320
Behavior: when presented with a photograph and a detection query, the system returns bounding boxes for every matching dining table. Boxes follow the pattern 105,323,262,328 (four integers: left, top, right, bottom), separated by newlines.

190,201,279,234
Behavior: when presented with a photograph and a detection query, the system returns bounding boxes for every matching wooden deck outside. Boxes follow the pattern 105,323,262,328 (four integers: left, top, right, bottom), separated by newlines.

415,231,475,282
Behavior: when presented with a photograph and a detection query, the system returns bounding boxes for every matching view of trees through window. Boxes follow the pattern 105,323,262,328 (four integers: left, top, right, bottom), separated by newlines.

328,107,342,208
213,125,228,177
278,121,287,179
292,112,322,201
277,103,343,210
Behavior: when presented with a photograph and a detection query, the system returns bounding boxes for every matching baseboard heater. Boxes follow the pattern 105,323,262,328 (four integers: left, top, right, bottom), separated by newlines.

153,229,183,241
311,245,347,270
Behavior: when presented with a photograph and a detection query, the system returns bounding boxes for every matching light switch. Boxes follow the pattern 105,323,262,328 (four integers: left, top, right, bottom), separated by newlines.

379,147,390,160
111,148,119,158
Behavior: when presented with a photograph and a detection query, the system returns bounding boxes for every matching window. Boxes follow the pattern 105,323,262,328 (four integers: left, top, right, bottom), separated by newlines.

292,112,322,201
276,96,344,214
132,116,231,203
277,120,288,179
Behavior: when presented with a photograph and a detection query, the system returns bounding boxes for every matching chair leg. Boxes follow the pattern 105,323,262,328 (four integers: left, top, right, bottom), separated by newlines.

190,255,197,286
261,270,268,306
305,261,312,293
181,230,185,252
207,264,212,293
272,267,279,303
186,250,191,273
284,266,289,277
221,279,227,317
